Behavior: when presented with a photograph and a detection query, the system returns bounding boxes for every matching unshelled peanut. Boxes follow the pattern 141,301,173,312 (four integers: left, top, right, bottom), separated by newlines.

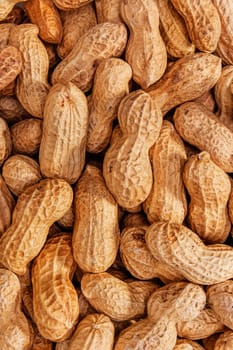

0,174,14,234
0,45,22,91
0,117,11,165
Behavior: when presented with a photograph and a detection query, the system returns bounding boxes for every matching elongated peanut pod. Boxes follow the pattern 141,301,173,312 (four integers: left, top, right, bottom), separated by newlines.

0,178,73,275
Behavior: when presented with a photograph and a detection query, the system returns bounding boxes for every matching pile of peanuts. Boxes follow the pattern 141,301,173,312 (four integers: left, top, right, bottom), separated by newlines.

0,0,233,349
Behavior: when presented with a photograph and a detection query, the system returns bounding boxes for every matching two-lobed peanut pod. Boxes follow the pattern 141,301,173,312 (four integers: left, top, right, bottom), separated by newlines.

103,90,162,210
72,164,120,272
32,234,79,342
0,178,73,275
39,82,88,184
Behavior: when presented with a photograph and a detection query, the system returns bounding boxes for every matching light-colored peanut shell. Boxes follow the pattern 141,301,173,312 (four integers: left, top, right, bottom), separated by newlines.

0,178,73,275
0,46,22,91
95,0,121,23
53,0,93,10
52,22,127,92
146,221,233,285
174,102,233,173
121,0,167,89
11,118,42,155
39,82,88,184
81,272,157,321
0,174,14,234
0,116,11,165
147,53,221,116
103,90,162,210
0,23,15,50
2,154,42,196
170,0,221,52
68,313,114,350
32,234,79,342
73,164,119,272
143,120,187,224
57,4,97,59
25,0,63,44
183,151,231,243
9,24,50,118
156,0,195,58
174,339,205,350
214,331,233,350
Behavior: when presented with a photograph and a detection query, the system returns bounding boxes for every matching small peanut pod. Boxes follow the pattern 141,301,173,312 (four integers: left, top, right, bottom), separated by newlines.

24,0,63,44
103,90,162,210
68,314,114,350
73,164,119,272
0,96,28,123
52,22,127,92
213,0,233,65
177,308,225,340
146,221,233,285
183,152,231,243
120,225,184,282
57,4,97,59
207,281,233,330
0,268,33,350
214,65,233,131
214,331,233,350
81,272,157,321
9,24,50,118
0,46,22,91
143,120,187,224
87,58,132,153
0,178,73,275
0,175,14,234
0,117,11,165
174,339,205,350
95,0,121,23
0,23,15,50
170,0,221,52
0,0,28,21
121,0,167,89
156,0,195,58
39,82,88,184
147,53,221,116
174,102,233,173
11,118,42,155
53,0,93,10
32,234,79,342
2,155,42,196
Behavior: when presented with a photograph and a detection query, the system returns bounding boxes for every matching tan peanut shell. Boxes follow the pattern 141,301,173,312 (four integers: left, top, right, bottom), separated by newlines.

73,164,119,272
207,281,233,330
0,0,28,21
39,82,88,184
24,0,62,44
95,0,121,23
120,225,184,282
121,212,148,229
0,95,28,123
215,65,233,131
175,339,205,350
87,58,132,153
214,331,233,350
0,178,73,275
103,90,162,210
0,116,11,165
174,102,233,173
57,204,74,229
9,24,50,118
147,53,221,116
143,120,187,224
0,268,33,350
53,0,92,10
2,155,42,196
57,4,97,59
81,272,157,321
193,90,216,112
146,221,233,285
32,234,79,342
213,0,233,65
11,118,42,155
0,6,25,25
68,313,114,350
0,46,22,91
171,0,221,52
177,308,225,340
0,23,15,50
76,288,95,320
156,0,195,58
229,187,233,225
183,152,231,243
0,174,14,234
52,22,127,92
121,0,167,89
